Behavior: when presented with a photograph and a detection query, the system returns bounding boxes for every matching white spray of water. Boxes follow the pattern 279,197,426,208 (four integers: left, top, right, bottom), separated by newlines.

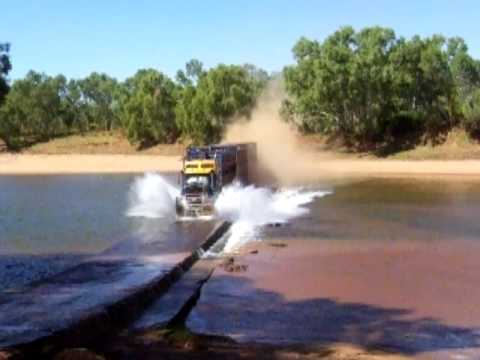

215,182,331,252
126,173,331,253
126,173,179,220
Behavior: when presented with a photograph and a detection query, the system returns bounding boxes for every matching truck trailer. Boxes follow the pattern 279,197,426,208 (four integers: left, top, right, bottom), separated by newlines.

175,143,256,218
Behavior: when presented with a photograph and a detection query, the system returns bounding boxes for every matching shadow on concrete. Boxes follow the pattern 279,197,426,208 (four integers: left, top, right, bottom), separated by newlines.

187,274,480,356
0,254,89,293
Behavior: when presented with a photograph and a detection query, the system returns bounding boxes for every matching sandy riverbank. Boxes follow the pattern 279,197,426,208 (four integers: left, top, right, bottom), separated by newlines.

0,154,182,175
3,154,480,179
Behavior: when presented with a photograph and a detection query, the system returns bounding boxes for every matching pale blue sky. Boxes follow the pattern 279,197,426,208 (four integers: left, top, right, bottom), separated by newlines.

2,1,479,81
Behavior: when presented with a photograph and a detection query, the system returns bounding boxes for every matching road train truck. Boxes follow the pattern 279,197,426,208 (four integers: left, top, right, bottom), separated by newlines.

175,143,256,218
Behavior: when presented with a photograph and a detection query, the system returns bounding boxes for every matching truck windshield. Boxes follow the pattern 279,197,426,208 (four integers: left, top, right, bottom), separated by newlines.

184,175,209,192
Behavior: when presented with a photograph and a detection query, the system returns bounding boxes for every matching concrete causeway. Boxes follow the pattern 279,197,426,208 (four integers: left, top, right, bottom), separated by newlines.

0,254,184,348
0,221,230,354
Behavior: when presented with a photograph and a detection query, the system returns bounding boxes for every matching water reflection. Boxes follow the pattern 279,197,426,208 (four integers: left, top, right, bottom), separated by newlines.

0,173,214,290
267,178,480,243
0,174,137,255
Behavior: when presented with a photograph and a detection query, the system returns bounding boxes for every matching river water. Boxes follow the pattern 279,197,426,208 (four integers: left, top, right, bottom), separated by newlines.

0,173,215,291
189,177,480,359
2,174,480,260
0,175,135,255
282,177,480,243
2,174,480,358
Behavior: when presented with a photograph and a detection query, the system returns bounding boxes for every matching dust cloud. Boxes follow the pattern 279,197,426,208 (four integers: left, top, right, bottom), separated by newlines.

222,81,320,186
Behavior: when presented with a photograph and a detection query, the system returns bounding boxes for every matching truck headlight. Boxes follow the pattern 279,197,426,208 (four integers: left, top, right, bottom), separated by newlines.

176,197,188,209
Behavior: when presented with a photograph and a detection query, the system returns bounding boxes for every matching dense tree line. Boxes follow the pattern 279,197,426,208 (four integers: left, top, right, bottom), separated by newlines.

3,26,480,152
0,55,267,150
283,26,480,149
175,61,265,144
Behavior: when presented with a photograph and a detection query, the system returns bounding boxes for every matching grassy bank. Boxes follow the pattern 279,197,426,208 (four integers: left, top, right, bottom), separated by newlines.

389,129,480,160
308,128,480,161
6,128,479,161
0,129,480,167
21,131,186,156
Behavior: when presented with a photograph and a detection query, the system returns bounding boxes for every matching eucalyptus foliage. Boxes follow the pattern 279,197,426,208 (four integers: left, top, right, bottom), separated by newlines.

0,42,11,104
283,26,480,145
175,62,263,144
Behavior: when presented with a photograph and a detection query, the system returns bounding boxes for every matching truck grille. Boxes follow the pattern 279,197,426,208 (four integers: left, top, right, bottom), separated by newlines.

186,195,202,204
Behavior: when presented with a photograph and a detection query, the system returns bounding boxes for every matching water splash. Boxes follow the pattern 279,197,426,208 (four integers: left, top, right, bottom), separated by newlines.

126,173,179,220
125,173,332,252
215,182,331,252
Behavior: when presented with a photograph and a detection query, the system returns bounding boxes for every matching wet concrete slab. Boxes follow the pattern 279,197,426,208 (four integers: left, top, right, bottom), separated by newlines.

187,239,480,360
133,259,218,331
0,220,225,351
0,254,87,292
0,253,185,348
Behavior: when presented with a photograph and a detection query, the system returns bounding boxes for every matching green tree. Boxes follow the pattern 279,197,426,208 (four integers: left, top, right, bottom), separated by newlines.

118,69,177,148
242,63,270,95
62,79,90,132
389,35,455,138
175,64,258,144
176,58,205,86
283,26,472,146
0,42,12,104
0,71,70,148
444,37,480,133
284,29,357,135
447,37,480,96
462,89,480,135
349,27,397,141
77,72,120,131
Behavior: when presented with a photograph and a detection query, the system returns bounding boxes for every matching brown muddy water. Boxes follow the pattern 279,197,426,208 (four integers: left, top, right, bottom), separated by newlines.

2,175,480,358
189,177,480,359
284,177,480,244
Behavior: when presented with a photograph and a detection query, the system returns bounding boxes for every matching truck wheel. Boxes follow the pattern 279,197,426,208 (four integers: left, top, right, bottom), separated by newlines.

175,198,184,216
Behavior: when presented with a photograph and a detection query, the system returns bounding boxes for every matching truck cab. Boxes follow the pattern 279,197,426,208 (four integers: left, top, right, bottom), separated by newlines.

176,143,256,218
177,158,217,217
